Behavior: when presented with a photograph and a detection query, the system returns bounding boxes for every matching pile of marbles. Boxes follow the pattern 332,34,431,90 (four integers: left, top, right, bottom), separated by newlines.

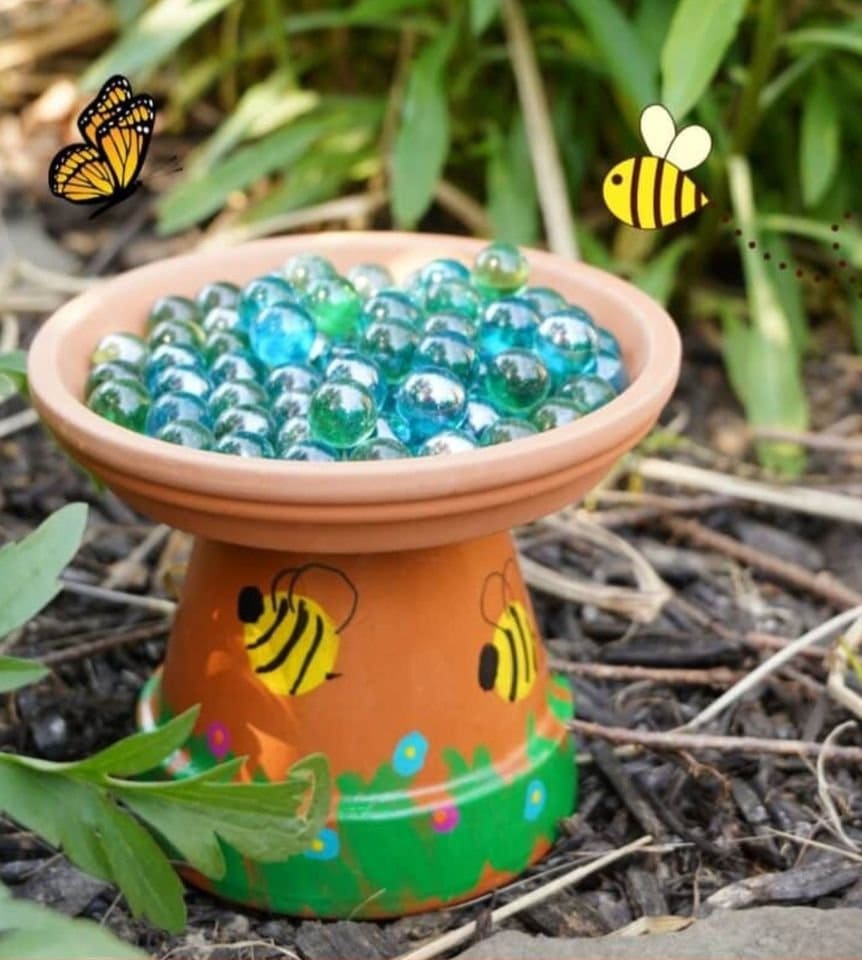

85,243,627,461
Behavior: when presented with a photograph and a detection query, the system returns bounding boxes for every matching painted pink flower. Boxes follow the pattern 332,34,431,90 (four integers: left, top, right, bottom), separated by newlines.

206,721,231,760
430,804,460,834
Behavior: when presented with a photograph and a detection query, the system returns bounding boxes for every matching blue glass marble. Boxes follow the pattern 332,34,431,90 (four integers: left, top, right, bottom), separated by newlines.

238,276,297,330
520,286,567,318
473,242,529,293
396,368,467,441
156,419,214,451
147,318,204,350
596,325,621,357
249,303,316,367
196,281,240,314
266,363,320,397
378,412,412,446
145,344,202,389
531,398,582,432
424,279,483,319
478,297,540,358
92,332,149,370
208,379,267,418
415,334,477,383
306,276,361,341
308,381,377,450
535,309,598,381
347,263,394,300
423,312,477,343
283,253,336,292
350,437,411,460
561,374,618,413
361,319,419,383
279,441,337,462
85,360,141,398
145,392,209,435
419,258,470,287
485,349,550,414
150,366,211,400
213,433,273,458
147,295,198,331
209,350,263,386
272,389,313,425
360,290,423,332
203,330,248,364
479,418,538,445
465,397,500,437
325,353,387,407
213,404,272,441
595,352,628,393
202,306,244,336
308,331,332,370
275,416,310,449
418,430,477,456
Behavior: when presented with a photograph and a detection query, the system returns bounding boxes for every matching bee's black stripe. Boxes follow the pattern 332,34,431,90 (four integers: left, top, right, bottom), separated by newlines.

245,597,289,650
630,156,642,229
509,604,531,683
674,171,684,223
653,159,665,229
255,598,309,673
290,613,324,695
512,604,536,679
503,627,519,702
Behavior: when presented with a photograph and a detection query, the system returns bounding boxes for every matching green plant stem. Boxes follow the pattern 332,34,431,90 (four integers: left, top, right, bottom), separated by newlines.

264,0,293,80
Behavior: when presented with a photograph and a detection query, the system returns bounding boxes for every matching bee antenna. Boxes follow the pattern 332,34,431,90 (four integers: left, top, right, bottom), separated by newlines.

480,571,506,627
286,563,359,633
269,567,298,609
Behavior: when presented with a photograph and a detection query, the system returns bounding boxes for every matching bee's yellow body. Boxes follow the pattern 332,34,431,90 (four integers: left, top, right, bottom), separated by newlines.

478,601,537,703
603,155,709,230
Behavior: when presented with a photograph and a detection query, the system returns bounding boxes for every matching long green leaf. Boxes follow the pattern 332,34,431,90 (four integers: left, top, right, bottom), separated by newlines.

634,237,692,306
0,655,49,693
470,0,500,35
783,27,862,58
0,350,28,403
0,504,87,639
486,114,539,245
800,71,840,208
661,0,749,118
391,25,455,228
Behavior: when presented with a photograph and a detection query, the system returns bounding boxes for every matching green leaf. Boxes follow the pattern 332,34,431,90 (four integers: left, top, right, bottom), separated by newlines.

783,27,862,58
765,233,808,355
80,0,236,88
565,0,657,112
0,350,28,403
633,0,676,69
0,655,49,693
391,25,456,228
800,71,840,208
0,504,87,639
661,0,749,118
0,883,146,959
757,213,862,268
349,0,428,22
470,0,499,35
633,237,692,306
486,114,539,246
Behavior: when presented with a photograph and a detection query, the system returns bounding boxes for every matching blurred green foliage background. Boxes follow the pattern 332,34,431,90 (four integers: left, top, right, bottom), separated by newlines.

84,0,862,471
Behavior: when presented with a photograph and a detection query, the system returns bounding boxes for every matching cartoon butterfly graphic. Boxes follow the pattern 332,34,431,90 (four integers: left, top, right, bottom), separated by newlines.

49,74,155,218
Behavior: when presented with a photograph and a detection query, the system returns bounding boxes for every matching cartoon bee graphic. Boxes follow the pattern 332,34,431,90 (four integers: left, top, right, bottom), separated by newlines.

603,104,713,230
237,563,357,697
477,559,538,703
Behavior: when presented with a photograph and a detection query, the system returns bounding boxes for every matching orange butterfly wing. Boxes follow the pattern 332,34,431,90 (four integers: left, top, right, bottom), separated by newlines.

78,74,134,147
97,95,155,189
49,144,117,204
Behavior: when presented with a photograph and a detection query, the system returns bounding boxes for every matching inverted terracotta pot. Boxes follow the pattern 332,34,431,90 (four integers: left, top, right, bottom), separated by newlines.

28,232,680,918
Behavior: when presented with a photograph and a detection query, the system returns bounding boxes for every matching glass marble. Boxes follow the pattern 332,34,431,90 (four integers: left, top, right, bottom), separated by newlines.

350,437,411,460
92,332,148,370
325,353,386,407
424,279,483,319
308,331,332,370
415,334,477,383
536,309,598,381
145,392,209,435
360,290,423,332
208,379,268,419
209,350,263,386
85,360,140,398
531,398,582,432
249,303,316,367
266,363,320,397
418,430,477,456
202,306,244,336
521,286,567,318
308,381,376,450
279,441,337,462
283,253,336,292
196,281,240,314
86,378,150,432
562,374,618,413
156,419,213,451
379,412,412,445
275,416,310,449
396,368,467,441
595,352,628,393
150,366,211,401
213,404,272,441
473,242,529,293
203,330,247,364
148,319,203,350
485,349,550,414
479,418,538,445
214,433,273,459
597,326,621,356
465,397,500,437
419,258,470,287
478,297,540,358
145,344,202,389
147,295,198,331
272,389,313,425
238,276,297,330
361,319,419,383
304,276,360,341
424,312,477,343
347,263,394,300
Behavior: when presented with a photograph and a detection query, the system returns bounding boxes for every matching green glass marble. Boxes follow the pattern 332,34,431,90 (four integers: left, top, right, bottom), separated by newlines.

283,253,336,292
85,360,140,399
86,378,150,432
350,437,411,460
147,295,198,331
279,441,337,462
308,381,376,450
361,319,419,383
148,319,204,350
473,242,529,294
156,419,214,450
213,433,273,458
91,332,148,370
196,281,240,314
479,418,538,445
560,375,617,413
213,404,272,441
208,380,267,419
418,429,477,456
424,279,483,319
306,276,361,341
347,263,394,300
531,398,582,432
485,349,550,414
203,330,248,364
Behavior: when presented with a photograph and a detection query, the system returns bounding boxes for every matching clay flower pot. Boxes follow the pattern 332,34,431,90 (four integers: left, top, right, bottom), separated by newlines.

28,232,680,918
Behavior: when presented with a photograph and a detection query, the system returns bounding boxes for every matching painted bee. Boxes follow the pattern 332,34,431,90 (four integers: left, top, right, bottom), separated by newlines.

602,104,712,230
237,563,358,697
477,559,538,703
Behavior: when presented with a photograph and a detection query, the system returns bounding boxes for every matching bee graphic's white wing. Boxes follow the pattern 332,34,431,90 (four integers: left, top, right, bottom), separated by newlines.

640,104,676,158
665,125,713,171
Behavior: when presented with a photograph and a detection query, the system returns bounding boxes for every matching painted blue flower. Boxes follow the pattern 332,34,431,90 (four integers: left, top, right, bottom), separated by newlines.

524,778,547,822
392,731,428,777
303,827,340,860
